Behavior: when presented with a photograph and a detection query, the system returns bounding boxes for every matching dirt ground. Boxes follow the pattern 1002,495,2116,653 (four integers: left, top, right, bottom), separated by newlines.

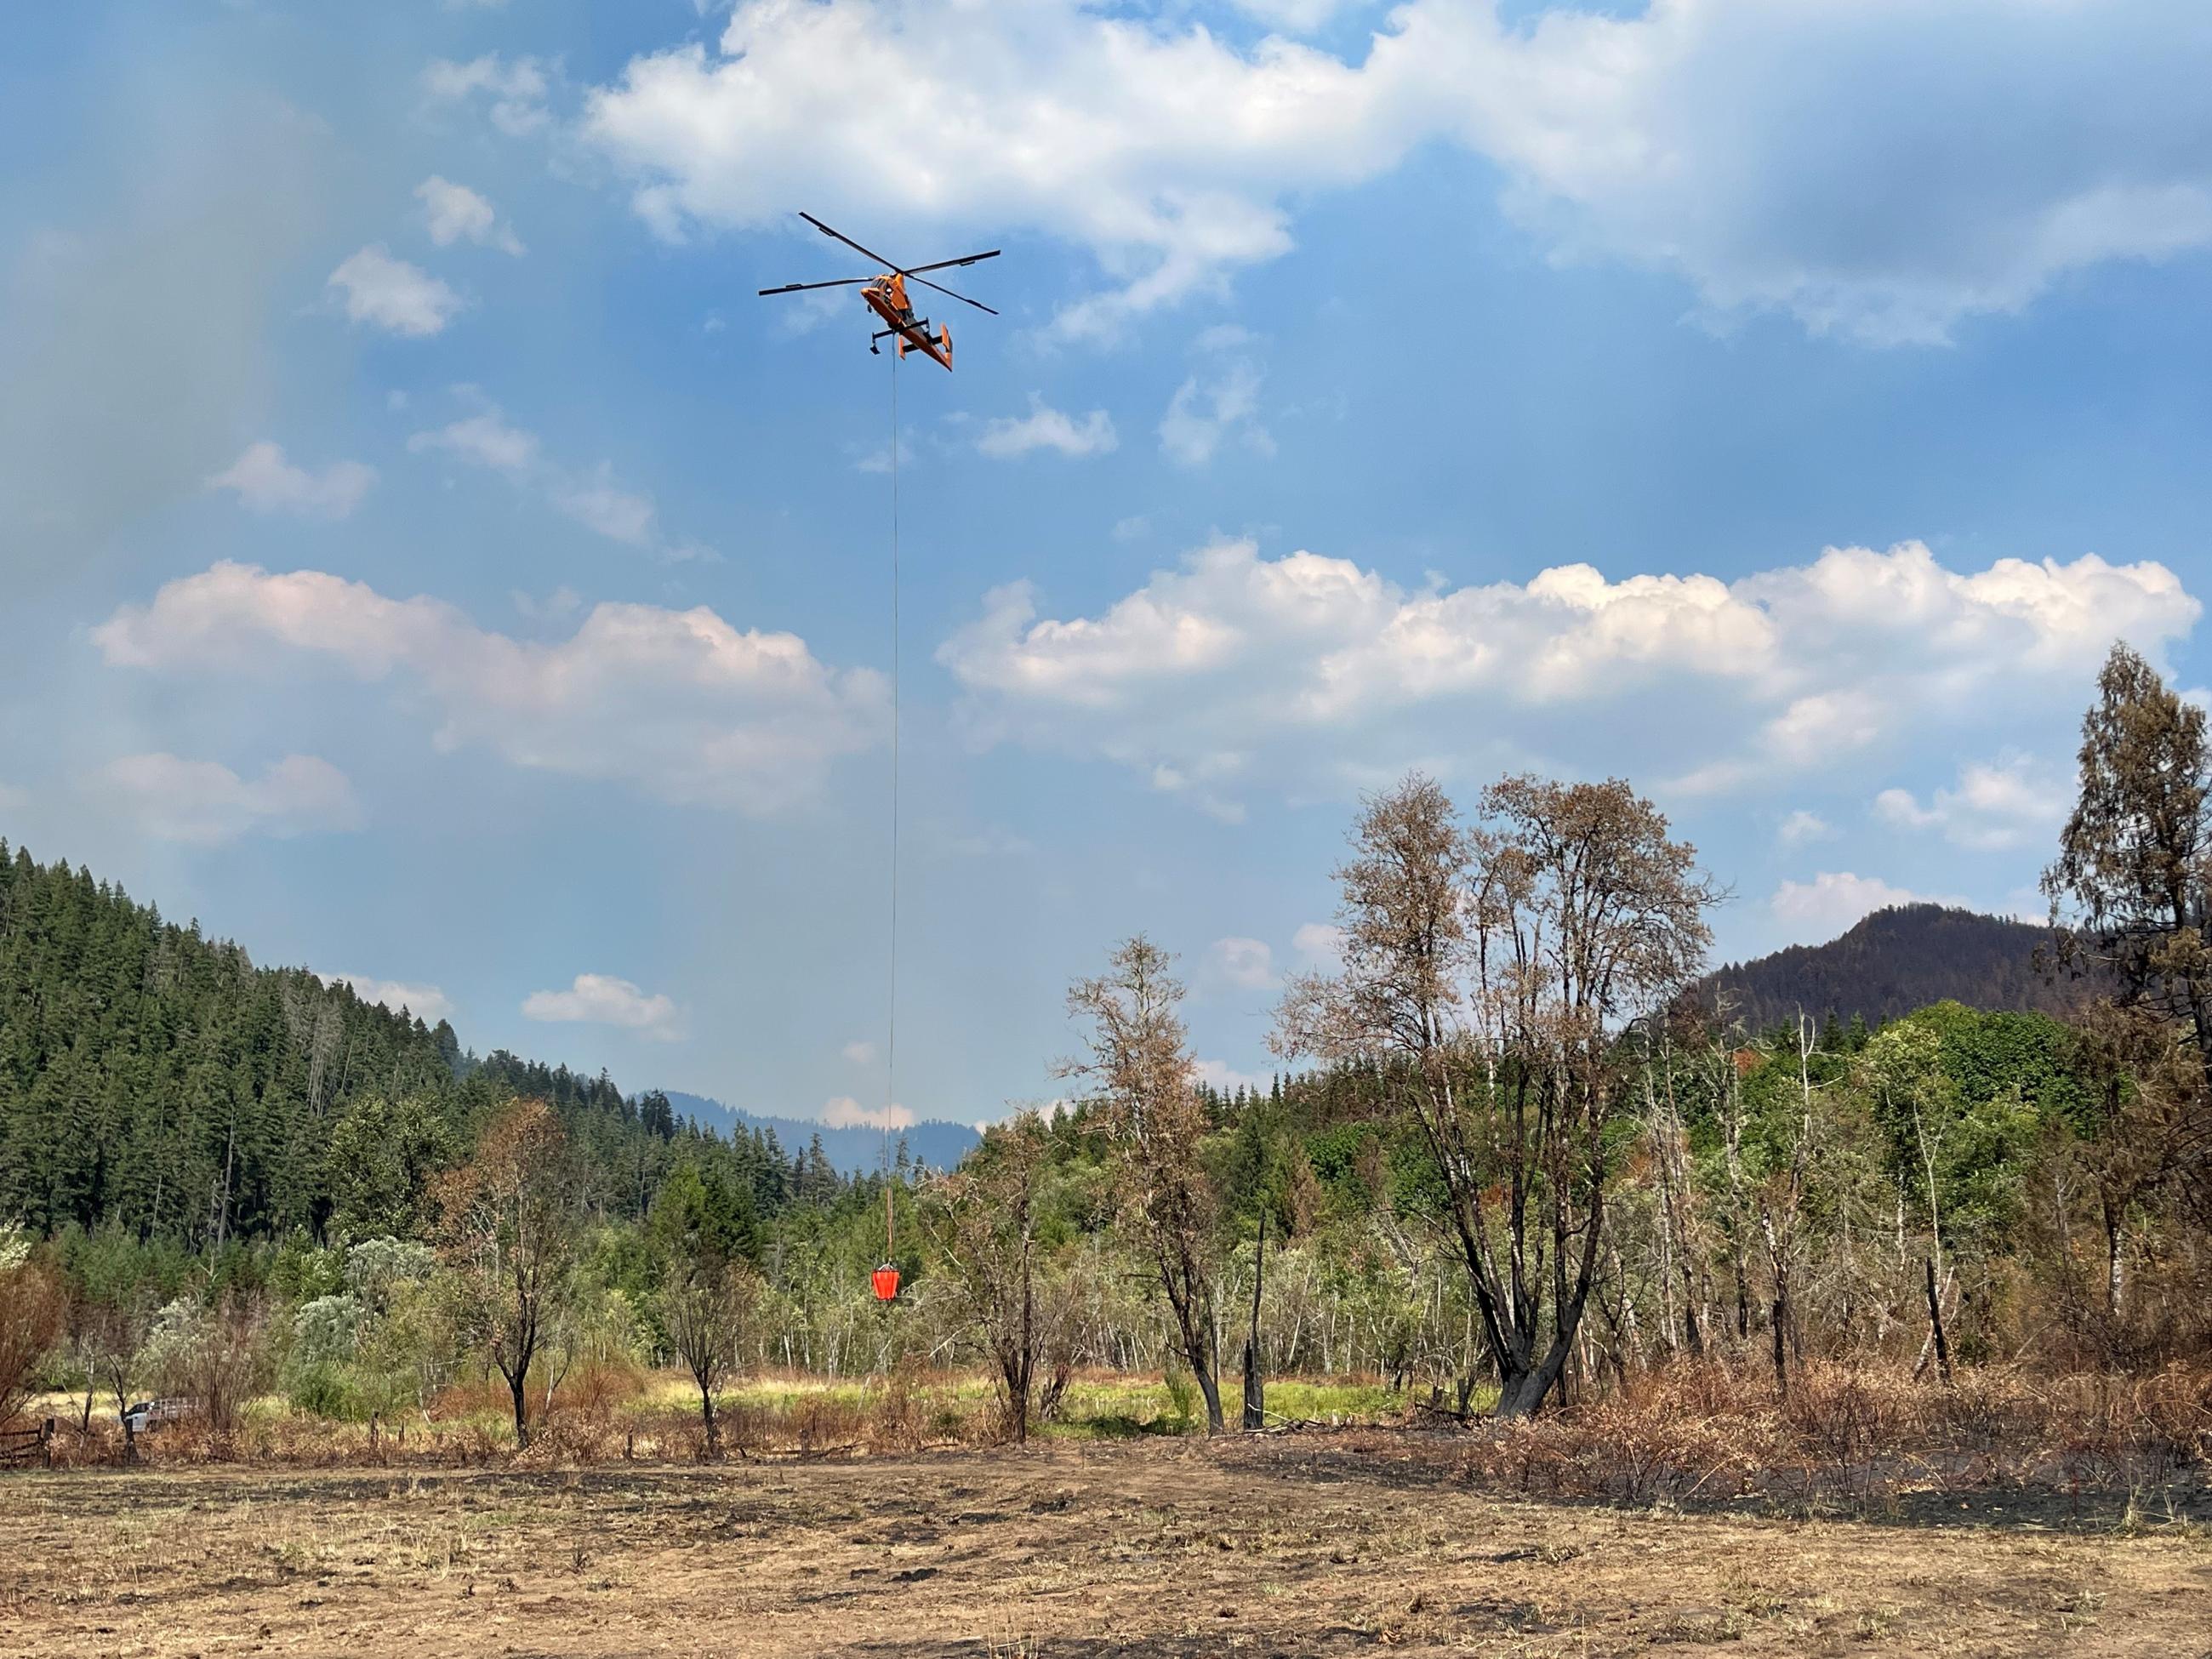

3,1434,2208,1658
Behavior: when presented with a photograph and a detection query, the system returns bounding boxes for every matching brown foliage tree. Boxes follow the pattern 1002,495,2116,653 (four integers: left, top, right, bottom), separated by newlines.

1277,772,1718,1417
0,1259,66,1429
1063,938,1226,1434
928,1109,1061,1444
434,1097,578,1449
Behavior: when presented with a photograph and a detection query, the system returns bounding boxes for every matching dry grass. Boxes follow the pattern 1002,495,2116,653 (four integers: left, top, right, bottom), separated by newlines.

1451,1360,2212,1516
3,1434,2209,1656
35,1365,1405,1475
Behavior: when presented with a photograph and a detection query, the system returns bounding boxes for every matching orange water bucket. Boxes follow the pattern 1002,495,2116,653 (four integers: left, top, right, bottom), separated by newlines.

871,1263,902,1302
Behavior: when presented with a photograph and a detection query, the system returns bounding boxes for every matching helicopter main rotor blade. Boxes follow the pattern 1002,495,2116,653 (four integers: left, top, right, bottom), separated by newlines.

905,249,1001,276
910,275,998,316
799,212,903,274
758,276,869,296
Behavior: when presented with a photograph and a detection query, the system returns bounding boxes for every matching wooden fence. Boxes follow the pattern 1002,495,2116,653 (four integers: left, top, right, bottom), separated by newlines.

0,1418,54,1469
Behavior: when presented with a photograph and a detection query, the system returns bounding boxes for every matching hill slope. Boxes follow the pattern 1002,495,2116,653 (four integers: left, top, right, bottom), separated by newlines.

1696,904,2089,1031
0,838,852,1244
659,1090,979,1176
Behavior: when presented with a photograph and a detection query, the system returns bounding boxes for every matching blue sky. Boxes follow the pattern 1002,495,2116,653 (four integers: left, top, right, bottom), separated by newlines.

3,1,2209,1129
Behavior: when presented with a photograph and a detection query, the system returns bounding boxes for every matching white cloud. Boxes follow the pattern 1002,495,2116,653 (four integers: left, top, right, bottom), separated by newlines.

1112,516,1151,543
327,246,465,338
977,396,1118,460
1771,871,1950,941
939,536,2198,816
408,405,540,473
1208,935,1279,991
522,973,682,1039
424,54,551,137
416,176,525,255
95,562,886,813
821,1095,915,1132
550,467,658,545
1776,809,1836,847
1292,921,1345,963
319,972,454,1023
1160,358,1270,467
1875,755,2066,851
1194,1058,1266,1094
90,753,363,846
408,396,675,554
209,442,375,520
841,1040,877,1065
579,0,2212,345
513,585,584,624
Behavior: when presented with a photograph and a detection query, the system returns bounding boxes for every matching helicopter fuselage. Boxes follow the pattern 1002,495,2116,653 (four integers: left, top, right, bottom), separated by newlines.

861,273,952,370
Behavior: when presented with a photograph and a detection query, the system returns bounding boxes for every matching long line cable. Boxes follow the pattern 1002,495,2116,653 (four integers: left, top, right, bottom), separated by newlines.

882,342,900,1265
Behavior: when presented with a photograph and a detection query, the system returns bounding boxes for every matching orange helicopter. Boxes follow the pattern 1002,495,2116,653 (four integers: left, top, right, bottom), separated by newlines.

758,213,1000,371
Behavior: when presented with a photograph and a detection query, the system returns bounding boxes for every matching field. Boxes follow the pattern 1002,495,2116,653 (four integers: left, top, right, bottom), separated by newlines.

5,1431,2209,1658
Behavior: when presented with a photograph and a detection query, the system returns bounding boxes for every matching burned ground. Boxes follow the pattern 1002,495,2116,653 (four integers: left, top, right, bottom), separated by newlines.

4,1433,2209,1657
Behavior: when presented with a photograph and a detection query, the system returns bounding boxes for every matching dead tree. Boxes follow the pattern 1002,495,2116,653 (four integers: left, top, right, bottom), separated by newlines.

434,1098,578,1450
1242,1211,1266,1431
929,1110,1055,1444
1063,938,1227,1434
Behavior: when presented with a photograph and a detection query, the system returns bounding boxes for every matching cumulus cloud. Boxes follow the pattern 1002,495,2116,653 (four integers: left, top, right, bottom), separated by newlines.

1292,921,1346,963
416,176,525,254
522,973,682,1039
424,54,552,137
1776,809,1836,847
1875,755,2066,851
408,396,687,556
821,1095,915,1132
550,467,658,545
408,405,540,474
94,562,886,813
209,442,374,520
1770,871,1953,941
327,246,464,337
319,972,454,1023
90,753,363,845
1160,359,1270,467
977,397,1118,460
939,536,2197,816
841,1040,877,1065
1208,935,1278,990
579,0,2212,345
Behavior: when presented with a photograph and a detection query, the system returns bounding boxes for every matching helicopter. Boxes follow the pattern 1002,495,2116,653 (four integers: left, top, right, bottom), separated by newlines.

758,213,1000,371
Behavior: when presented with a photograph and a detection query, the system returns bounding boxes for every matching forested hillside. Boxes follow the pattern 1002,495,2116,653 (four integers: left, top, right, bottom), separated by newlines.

1693,904,2093,1029
0,841,854,1248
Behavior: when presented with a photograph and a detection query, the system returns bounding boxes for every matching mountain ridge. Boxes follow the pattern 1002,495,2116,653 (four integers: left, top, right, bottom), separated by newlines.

657,1089,981,1176
1692,903,2093,1031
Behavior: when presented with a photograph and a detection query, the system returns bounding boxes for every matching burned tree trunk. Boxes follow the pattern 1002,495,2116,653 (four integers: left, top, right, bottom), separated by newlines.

1923,1257,1953,1385
1241,1212,1266,1431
